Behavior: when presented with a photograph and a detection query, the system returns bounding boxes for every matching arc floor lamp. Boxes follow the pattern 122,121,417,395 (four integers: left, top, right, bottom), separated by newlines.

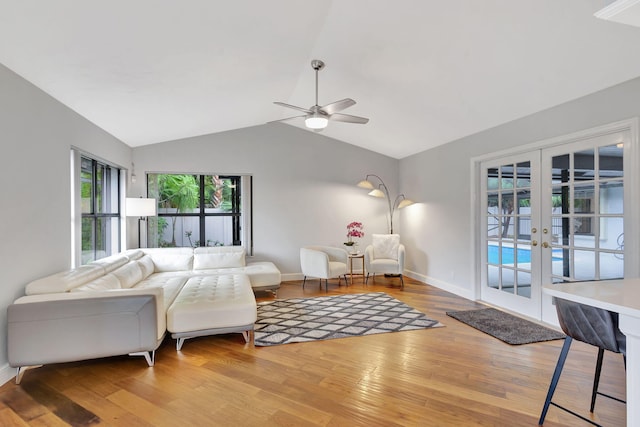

357,174,414,234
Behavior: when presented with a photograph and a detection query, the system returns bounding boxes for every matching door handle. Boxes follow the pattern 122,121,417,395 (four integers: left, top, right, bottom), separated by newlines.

532,240,538,246
542,242,549,248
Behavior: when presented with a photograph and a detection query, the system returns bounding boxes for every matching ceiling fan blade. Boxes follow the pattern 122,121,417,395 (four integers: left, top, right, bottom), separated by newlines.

321,98,356,115
274,102,312,114
329,113,369,124
267,114,306,124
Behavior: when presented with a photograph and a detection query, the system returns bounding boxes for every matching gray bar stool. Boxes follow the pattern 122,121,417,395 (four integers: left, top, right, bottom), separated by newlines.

538,298,626,426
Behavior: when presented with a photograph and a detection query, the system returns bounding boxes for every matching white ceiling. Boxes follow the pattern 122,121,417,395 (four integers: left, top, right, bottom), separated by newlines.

3,1,640,159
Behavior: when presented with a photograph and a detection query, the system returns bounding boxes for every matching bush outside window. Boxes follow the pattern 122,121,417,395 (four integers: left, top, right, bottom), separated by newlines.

147,174,249,249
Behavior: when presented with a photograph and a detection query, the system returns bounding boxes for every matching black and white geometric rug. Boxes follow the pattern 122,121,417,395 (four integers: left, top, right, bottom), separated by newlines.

254,292,444,346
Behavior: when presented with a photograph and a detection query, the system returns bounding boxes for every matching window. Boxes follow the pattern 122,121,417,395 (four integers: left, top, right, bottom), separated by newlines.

147,174,252,251
80,156,121,264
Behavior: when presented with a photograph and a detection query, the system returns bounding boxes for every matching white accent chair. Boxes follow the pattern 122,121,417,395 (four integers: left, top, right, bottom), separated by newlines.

364,234,405,289
300,246,349,291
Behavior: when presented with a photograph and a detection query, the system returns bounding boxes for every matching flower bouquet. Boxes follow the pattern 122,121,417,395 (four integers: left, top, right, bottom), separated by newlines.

344,221,364,253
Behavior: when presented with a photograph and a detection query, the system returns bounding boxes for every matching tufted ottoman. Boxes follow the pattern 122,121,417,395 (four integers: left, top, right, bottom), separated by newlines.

167,274,257,350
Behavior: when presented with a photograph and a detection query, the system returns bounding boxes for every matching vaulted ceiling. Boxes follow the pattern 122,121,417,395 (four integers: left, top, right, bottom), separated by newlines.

3,1,640,159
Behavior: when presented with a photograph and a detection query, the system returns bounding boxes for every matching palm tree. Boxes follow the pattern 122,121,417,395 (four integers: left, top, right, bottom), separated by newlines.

158,174,199,246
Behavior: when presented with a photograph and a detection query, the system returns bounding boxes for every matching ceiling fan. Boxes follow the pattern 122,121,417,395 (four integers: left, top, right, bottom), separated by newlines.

271,59,369,131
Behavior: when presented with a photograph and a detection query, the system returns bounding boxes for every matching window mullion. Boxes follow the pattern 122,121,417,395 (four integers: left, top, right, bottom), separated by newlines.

199,175,206,247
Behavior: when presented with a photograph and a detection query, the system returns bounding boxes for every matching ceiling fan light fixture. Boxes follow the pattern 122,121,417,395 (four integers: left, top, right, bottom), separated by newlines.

305,114,328,129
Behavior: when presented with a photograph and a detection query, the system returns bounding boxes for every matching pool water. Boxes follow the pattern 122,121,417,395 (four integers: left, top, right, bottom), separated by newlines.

488,245,562,264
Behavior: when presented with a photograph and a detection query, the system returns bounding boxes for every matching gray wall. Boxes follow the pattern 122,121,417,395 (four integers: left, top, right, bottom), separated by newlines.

399,76,640,298
131,124,399,275
0,64,131,384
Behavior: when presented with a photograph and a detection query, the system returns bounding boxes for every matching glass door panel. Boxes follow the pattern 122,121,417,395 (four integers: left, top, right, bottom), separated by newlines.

541,138,626,324
481,154,541,318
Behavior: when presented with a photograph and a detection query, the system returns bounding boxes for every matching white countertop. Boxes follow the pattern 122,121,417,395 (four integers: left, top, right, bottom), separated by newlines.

543,278,640,318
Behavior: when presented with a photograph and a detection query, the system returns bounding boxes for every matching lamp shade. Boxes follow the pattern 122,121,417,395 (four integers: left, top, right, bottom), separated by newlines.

368,188,386,198
397,198,415,209
356,179,374,189
125,198,157,217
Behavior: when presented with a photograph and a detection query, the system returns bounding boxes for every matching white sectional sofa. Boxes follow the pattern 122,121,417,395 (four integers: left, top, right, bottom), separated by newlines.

7,246,281,383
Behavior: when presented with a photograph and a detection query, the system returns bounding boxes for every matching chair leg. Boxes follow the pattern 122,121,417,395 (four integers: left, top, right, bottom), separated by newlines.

400,274,404,290
590,348,605,413
325,279,328,292
539,337,573,426
365,273,370,284
302,276,307,289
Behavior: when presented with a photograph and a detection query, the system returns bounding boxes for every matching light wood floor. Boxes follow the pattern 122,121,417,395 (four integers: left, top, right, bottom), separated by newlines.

0,276,627,426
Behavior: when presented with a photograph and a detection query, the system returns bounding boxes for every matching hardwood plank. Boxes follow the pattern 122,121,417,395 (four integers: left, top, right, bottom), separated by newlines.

0,408,30,427
0,277,626,426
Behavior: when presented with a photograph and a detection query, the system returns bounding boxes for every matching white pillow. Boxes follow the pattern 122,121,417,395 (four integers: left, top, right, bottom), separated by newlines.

373,234,400,260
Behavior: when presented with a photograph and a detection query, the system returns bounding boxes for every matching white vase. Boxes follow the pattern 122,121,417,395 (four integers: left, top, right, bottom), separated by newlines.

346,243,359,255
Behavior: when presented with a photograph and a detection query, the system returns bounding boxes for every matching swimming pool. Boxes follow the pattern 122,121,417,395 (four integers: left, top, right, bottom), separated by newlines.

488,245,562,264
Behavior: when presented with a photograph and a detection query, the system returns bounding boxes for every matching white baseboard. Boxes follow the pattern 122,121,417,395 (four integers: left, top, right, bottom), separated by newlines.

0,363,15,387
404,270,476,301
281,271,476,301
281,273,303,282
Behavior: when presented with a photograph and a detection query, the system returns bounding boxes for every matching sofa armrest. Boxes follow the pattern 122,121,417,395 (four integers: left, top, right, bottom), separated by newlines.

8,290,163,368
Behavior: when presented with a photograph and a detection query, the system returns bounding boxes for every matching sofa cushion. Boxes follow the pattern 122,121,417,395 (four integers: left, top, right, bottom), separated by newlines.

89,254,130,273
124,249,145,261
166,274,256,333
71,274,122,291
143,248,194,272
112,262,144,289
372,234,400,260
193,247,246,270
243,262,282,290
133,274,189,310
137,255,155,279
193,262,281,291
25,265,105,295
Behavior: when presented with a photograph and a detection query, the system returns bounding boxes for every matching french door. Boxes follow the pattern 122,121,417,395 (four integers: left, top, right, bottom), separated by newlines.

480,129,628,322
481,153,541,319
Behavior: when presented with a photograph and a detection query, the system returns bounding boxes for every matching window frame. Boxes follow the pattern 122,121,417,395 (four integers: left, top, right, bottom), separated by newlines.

71,149,123,266
146,173,252,251
80,156,121,264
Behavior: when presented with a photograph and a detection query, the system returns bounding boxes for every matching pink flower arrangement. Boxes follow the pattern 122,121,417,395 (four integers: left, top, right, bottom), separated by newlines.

345,221,364,245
